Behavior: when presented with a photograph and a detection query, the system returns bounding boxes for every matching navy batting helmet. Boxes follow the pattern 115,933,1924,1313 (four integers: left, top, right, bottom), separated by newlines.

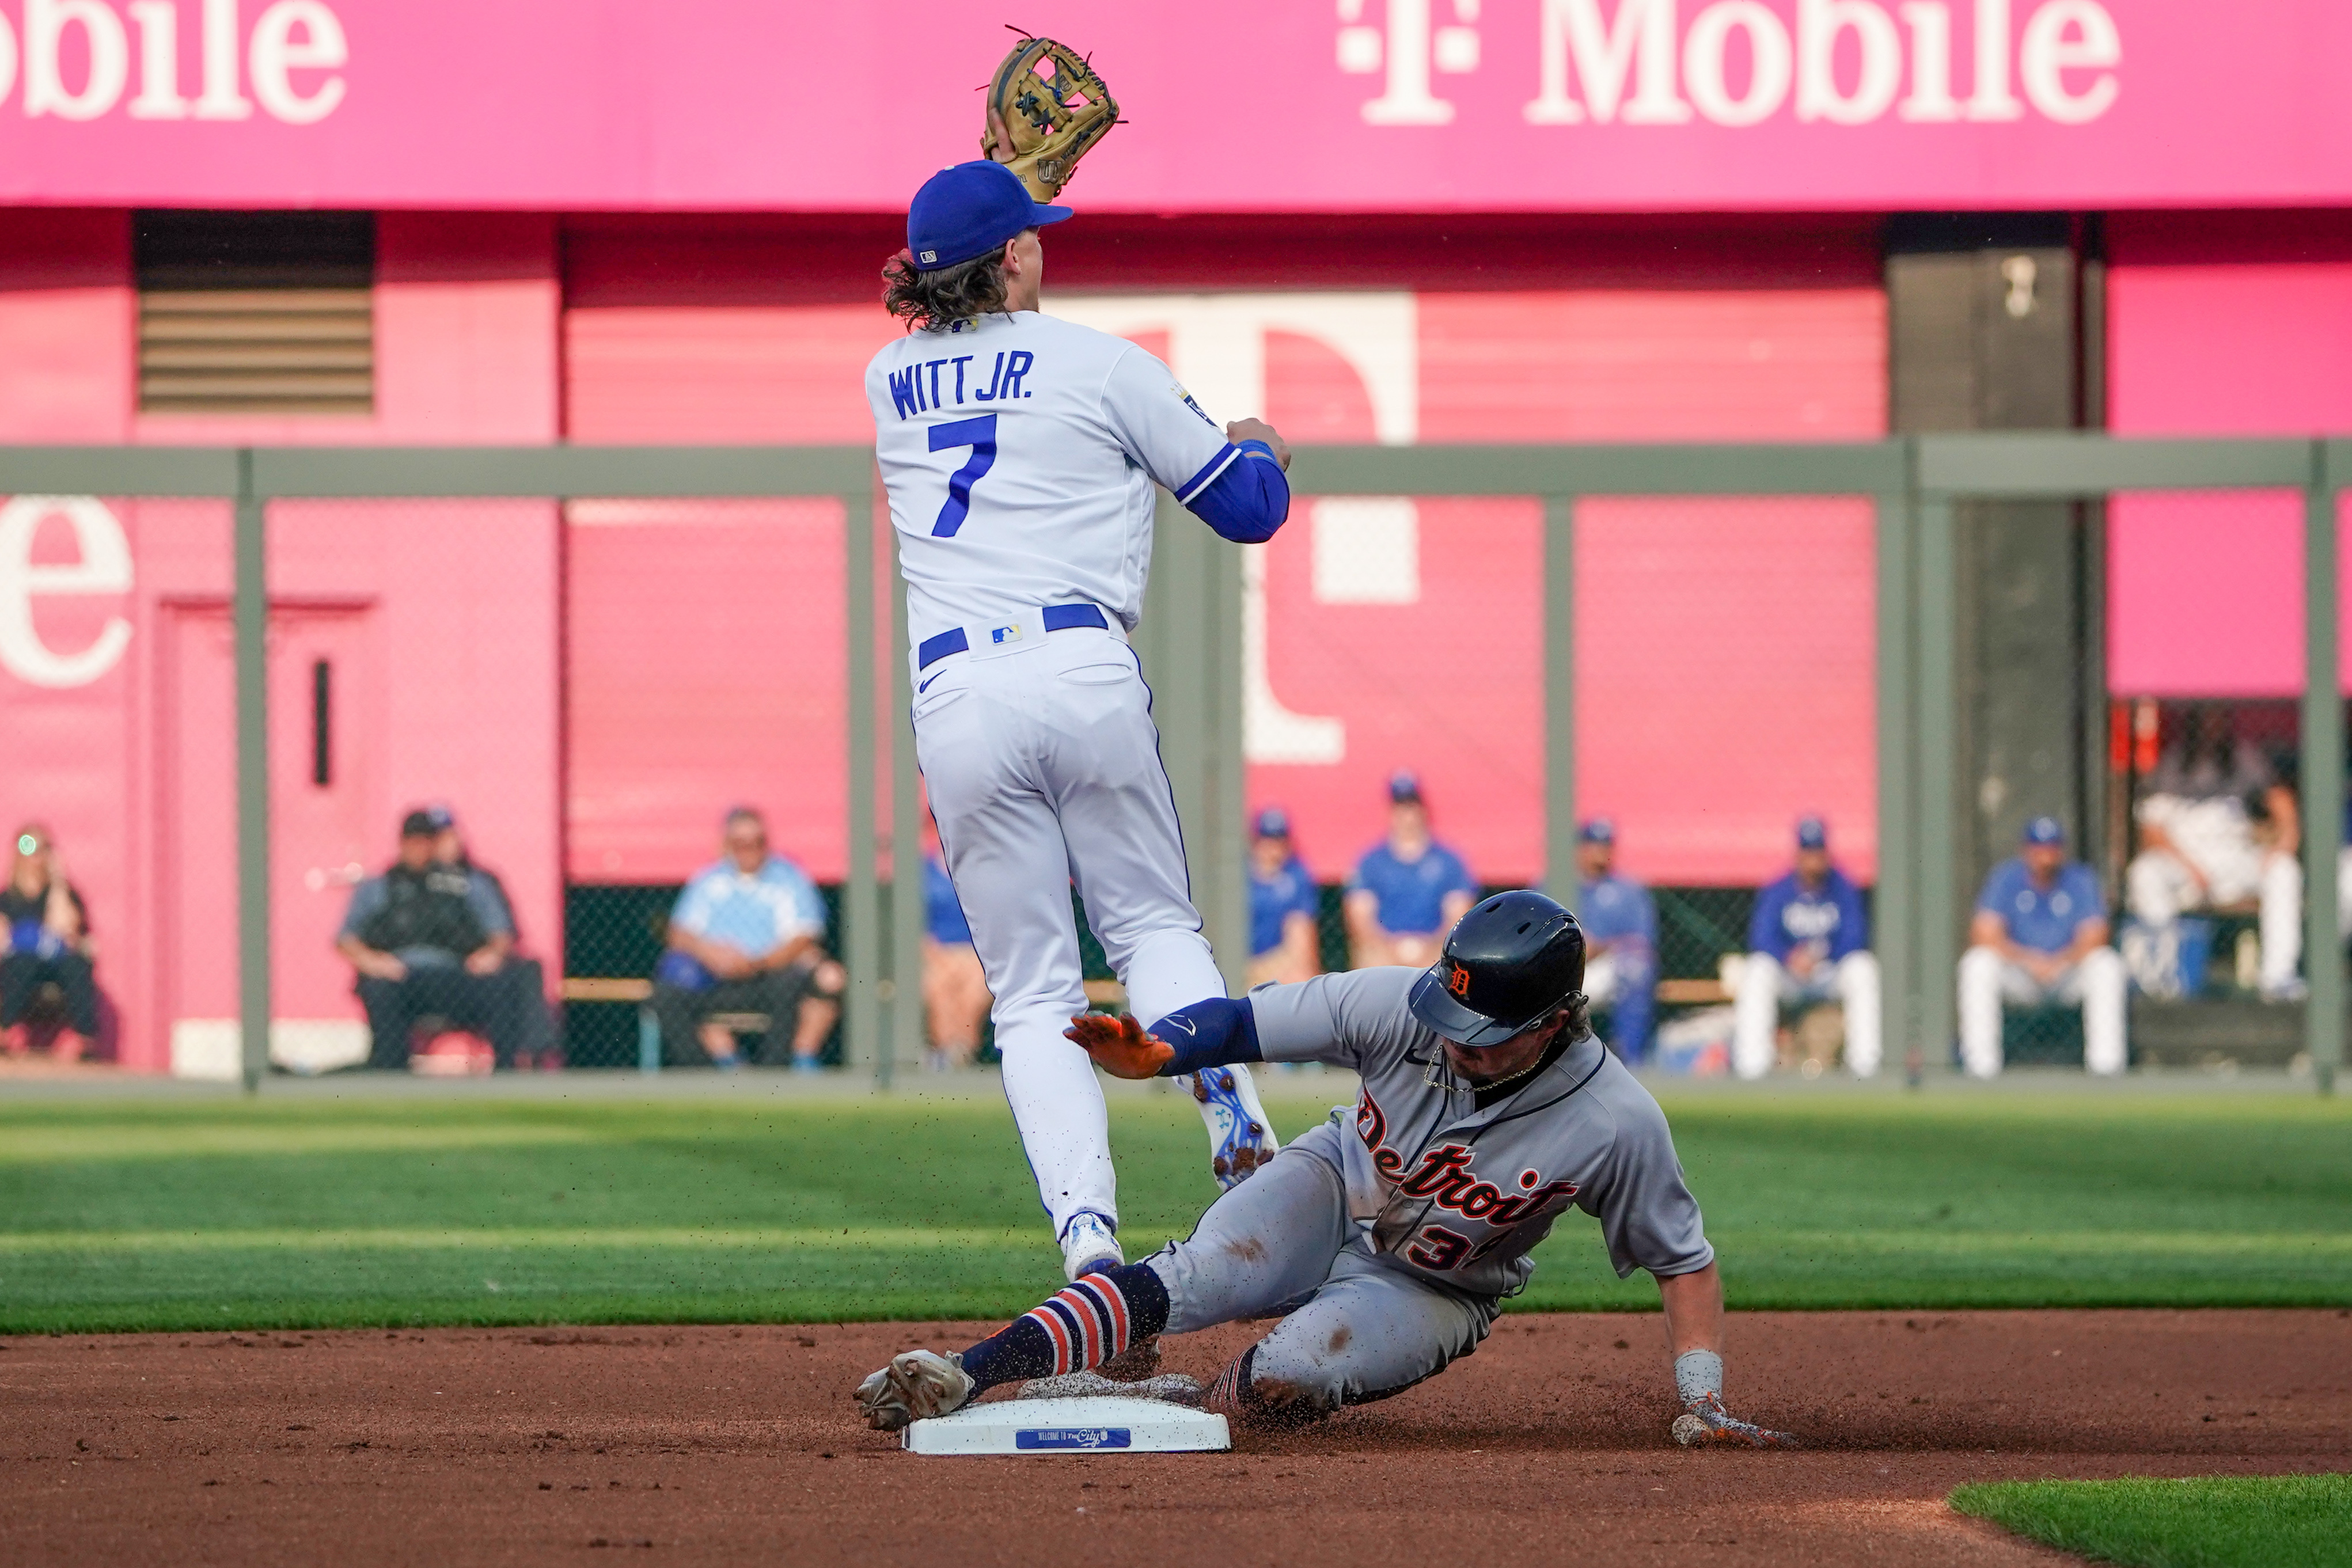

1408,890,1587,1047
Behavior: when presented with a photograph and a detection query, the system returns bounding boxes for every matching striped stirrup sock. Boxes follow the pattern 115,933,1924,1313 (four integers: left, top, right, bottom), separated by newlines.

957,1262,1171,1392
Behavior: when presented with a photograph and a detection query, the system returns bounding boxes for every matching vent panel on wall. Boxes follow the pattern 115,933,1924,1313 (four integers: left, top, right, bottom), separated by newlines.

134,211,375,416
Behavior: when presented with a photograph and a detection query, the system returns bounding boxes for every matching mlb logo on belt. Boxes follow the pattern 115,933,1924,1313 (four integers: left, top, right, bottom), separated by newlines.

991,624,1023,646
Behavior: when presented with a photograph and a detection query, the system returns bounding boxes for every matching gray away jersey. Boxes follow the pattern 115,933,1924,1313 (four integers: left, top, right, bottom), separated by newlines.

1250,966,1716,1299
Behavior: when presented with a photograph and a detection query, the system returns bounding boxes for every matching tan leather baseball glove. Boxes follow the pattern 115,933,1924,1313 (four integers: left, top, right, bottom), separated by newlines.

981,36,1120,202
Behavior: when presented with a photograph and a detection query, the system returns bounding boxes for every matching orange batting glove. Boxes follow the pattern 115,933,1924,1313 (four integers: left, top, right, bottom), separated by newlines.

1064,1012,1174,1080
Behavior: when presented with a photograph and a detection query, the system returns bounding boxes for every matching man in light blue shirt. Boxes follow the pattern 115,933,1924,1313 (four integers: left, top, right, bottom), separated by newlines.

653,807,844,1070
1344,773,1478,970
1570,818,1659,1065
1959,815,2126,1077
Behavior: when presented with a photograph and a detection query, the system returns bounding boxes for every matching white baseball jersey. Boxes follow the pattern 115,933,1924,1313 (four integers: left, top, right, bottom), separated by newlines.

866,310,1239,650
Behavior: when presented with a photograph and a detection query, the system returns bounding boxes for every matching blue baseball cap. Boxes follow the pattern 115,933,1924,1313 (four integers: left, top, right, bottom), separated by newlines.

907,161,1072,272
1579,818,1615,845
1796,816,1827,850
2023,815,2066,845
1387,770,1424,805
1253,807,1292,840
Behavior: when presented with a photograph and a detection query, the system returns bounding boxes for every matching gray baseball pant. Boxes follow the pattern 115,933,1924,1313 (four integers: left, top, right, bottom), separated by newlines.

1145,1118,1497,1418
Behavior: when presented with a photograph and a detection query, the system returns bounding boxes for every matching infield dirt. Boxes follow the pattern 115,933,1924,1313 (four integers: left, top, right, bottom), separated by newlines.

5,1309,2345,1565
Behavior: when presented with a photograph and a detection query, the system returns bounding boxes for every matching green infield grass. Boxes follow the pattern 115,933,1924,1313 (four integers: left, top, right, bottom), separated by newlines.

1950,1474,2352,1567
0,1084,2345,1332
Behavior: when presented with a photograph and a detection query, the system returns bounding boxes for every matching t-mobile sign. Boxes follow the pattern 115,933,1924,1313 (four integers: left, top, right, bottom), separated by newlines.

0,0,2342,210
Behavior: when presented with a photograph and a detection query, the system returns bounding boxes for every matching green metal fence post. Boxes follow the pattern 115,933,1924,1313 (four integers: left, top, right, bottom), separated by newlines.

2304,443,2343,1095
234,450,270,1094
889,523,923,1084
1542,496,1576,897
844,481,879,1079
1914,494,1960,1068
1875,480,1918,1076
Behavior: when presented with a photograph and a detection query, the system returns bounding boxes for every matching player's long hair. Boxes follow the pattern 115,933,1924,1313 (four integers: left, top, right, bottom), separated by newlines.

882,236,1025,332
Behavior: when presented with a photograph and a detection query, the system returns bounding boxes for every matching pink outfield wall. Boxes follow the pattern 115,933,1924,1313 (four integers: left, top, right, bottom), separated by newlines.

2106,215,2352,698
0,213,562,1070
0,1,2346,212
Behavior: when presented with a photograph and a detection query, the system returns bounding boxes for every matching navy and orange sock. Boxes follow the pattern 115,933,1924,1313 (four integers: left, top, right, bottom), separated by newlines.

958,1263,1171,1392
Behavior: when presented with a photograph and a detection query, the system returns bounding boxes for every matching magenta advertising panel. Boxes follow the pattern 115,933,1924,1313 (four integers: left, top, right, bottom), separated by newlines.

0,0,2343,211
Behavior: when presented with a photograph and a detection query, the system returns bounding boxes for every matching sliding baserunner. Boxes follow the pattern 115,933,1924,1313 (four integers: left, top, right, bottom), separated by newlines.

855,891,1795,1446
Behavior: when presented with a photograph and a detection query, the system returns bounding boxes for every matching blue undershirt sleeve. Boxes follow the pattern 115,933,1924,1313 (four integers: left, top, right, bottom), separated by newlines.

1148,996,1264,1077
1184,441,1291,545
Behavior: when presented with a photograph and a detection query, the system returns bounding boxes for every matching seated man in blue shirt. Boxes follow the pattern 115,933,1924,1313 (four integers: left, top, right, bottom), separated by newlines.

1959,815,2126,1077
1246,807,1322,988
1733,817,1878,1080
1343,773,1478,970
1571,818,1659,1064
921,840,991,1071
654,807,845,1070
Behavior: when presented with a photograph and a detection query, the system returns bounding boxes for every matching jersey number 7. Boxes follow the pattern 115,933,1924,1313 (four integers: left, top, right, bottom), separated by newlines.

929,415,998,537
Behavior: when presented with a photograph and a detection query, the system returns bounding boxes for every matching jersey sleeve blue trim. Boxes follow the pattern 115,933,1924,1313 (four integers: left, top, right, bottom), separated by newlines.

1174,443,1242,504
1148,996,1263,1076
1185,442,1291,544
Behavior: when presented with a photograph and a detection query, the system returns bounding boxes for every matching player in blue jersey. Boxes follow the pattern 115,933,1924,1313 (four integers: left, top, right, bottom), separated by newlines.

1960,816,2126,1077
1344,773,1478,970
1569,818,1659,1064
1733,817,1879,1079
1246,808,1322,988
920,848,991,1071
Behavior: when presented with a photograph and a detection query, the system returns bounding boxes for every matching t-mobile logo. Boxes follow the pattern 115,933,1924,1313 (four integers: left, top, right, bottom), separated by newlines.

1337,0,1481,124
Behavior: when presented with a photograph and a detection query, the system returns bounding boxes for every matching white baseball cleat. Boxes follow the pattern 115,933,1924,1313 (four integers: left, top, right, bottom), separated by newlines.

854,1349,976,1433
1178,1065,1280,1189
1059,1210,1124,1282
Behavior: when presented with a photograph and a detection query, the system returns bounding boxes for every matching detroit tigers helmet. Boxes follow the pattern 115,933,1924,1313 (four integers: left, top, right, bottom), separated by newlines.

1407,890,1587,1048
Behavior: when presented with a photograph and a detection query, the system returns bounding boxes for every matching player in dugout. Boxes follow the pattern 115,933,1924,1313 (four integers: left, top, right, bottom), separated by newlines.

855,891,1795,1449
1246,807,1322,989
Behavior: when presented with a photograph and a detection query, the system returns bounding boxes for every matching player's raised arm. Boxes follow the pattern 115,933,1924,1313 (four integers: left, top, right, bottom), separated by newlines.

1097,346,1293,544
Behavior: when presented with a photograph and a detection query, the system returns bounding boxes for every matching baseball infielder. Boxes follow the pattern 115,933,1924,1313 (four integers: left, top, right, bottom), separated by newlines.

856,892,1795,1448
867,157,1288,1283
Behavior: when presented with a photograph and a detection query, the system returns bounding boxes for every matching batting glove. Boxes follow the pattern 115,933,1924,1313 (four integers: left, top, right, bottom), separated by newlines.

1064,1012,1174,1080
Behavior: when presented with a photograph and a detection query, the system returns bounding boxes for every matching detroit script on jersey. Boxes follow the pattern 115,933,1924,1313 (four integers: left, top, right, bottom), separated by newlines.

1250,966,1715,1298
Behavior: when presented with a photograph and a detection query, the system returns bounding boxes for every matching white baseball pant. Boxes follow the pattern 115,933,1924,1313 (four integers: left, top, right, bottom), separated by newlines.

2127,847,2302,993
1147,1119,1497,1417
1956,946,2127,1078
1732,951,1881,1079
913,621,1232,1242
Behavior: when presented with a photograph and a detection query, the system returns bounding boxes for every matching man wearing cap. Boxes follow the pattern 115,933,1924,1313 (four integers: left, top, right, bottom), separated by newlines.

336,809,529,1070
1247,808,1322,989
867,156,1294,1278
1733,818,1878,1079
427,804,556,1068
1959,816,2127,1077
1572,819,1660,1065
1345,773,1480,971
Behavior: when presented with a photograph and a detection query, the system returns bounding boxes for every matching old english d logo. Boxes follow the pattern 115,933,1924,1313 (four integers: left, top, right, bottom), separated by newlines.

1448,963,1472,999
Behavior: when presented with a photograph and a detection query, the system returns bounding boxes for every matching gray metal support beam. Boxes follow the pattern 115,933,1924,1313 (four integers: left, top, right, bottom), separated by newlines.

1543,498,1576,897
233,452,270,1094
843,483,879,1075
1915,496,1961,1066
889,526,924,1084
2305,461,2344,1095
1874,488,1918,1074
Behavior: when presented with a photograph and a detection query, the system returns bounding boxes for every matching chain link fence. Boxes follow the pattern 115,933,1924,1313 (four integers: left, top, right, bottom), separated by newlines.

0,441,2343,1086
